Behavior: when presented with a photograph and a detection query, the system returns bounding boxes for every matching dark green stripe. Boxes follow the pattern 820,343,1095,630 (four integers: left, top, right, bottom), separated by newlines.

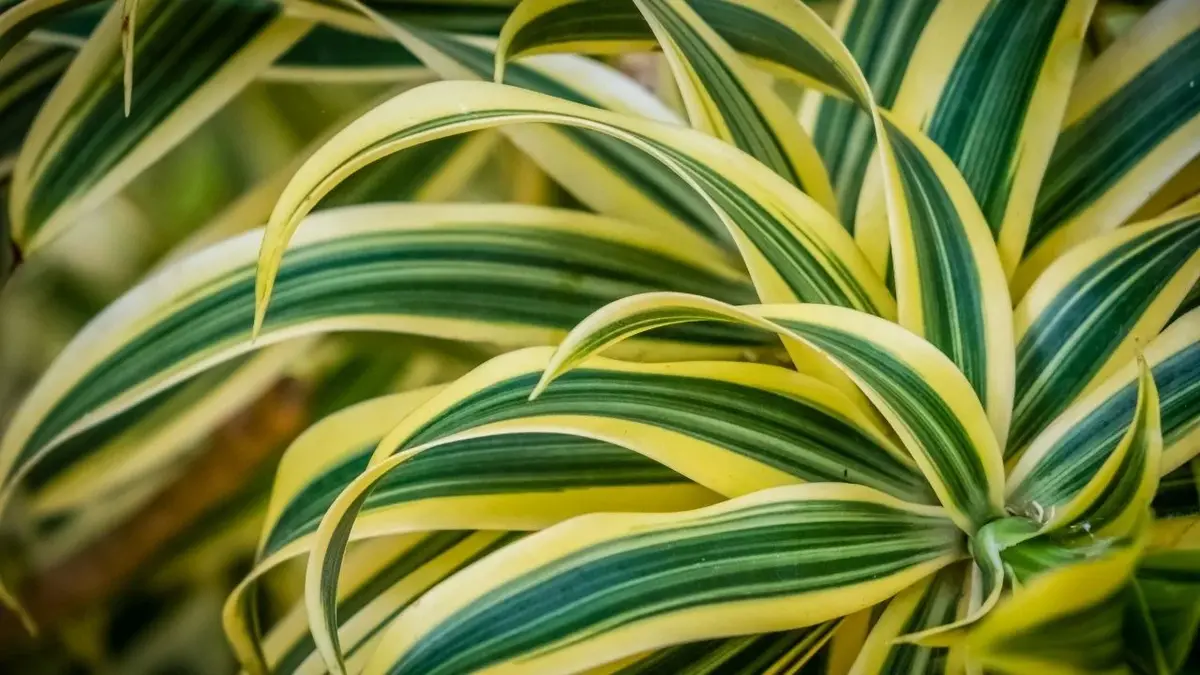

886,121,988,404
506,0,859,101
319,134,468,209
925,0,1065,234
0,45,71,158
880,564,964,674
276,22,421,70
814,0,937,228
272,531,475,675
775,319,995,527
22,0,282,238
1068,380,1155,532
1028,29,1200,252
265,433,688,558
18,225,763,475
405,369,930,499
1001,533,1123,584
417,28,730,244
1010,216,1200,453
388,499,955,675
641,0,804,189
22,352,254,491
615,622,835,675
1009,340,1200,511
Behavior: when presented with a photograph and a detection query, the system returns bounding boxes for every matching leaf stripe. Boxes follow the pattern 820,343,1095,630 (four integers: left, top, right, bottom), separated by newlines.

811,0,937,227
263,434,691,559
771,318,995,528
1026,28,1200,254
384,497,956,675
1009,341,1199,511
885,121,987,404
924,0,1066,235
415,28,728,243
1010,215,1200,452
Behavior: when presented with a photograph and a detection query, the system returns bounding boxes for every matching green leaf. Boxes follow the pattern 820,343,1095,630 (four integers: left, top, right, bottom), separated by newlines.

1016,0,1200,296
1008,208,1200,457
1129,549,1200,674
311,481,960,675
536,293,1008,532
0,203,761,538
10,0,312,251
804,0,938,228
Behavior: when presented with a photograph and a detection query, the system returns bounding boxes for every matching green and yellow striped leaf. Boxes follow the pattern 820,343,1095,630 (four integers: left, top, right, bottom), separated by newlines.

628,0,837,214
366,347,928,504
0,0,101,60
873,0,1094,274
873,113,1015,444
9,0,313,252
258,531,521,675
332,16,735,249
1009,308,1200,534
226,387,443,674
1127,549,1200,674
0,204,759,543
964,540,1142,675
24,338,314,518
0,39,70,165
1025,356,1161,539
254,79,895,338
1016,0,1200,296
607,621,839,675
847,564,967,675
800,0,939,228
496,0,861,98
1008,207,1200,457
551,0,1015,439
310,482,960,675
536,292,1007,532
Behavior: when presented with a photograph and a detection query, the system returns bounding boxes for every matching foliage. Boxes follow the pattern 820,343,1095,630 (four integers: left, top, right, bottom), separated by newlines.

1,0,1199,673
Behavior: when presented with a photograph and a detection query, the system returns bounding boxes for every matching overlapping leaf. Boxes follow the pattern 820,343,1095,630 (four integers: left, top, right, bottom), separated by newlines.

535,292,1007,532
9,0,313,251
1008,208,1200,457
1017,0,1200,296
0,203,761,550
311,481,959,675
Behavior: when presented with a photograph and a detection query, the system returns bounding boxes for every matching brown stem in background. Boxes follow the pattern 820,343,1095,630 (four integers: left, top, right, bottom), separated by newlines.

0,378,310,647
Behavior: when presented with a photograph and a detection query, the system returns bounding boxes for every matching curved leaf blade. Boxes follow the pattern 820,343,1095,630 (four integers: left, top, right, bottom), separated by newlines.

536,292,1007,532
10,0,312,250
1016,0,1200,296
313,481,959,675
1009,207,1200,456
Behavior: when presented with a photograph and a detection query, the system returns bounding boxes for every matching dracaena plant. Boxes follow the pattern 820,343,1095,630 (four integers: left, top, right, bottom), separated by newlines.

2,0,1200,674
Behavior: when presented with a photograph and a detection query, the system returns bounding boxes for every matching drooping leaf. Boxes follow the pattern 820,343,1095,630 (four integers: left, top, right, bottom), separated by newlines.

536,292,1007,533
254,79,895,342
0,203,761,544
310,481,960,675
